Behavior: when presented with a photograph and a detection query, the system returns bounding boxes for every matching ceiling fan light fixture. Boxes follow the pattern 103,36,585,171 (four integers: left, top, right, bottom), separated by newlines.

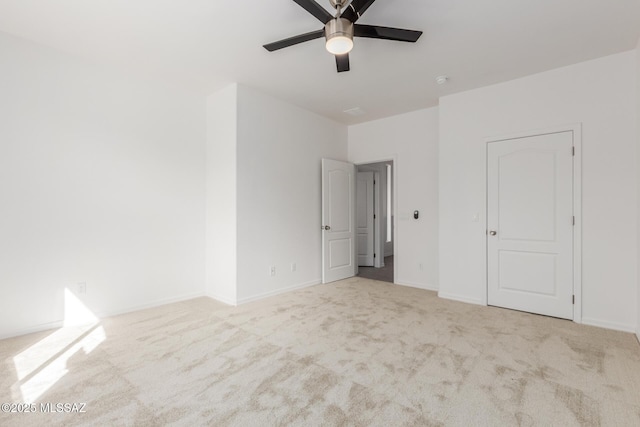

263,0,423,72
325,18,354,55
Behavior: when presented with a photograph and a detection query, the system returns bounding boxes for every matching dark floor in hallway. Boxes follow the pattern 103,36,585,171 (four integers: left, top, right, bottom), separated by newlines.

357,255,394,283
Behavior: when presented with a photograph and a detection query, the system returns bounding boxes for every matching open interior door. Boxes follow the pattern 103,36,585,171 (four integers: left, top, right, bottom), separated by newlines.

356,171,375,266
322,159,356,283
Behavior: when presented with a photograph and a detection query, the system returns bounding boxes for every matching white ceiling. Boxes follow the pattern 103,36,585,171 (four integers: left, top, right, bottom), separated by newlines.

0,0,639,124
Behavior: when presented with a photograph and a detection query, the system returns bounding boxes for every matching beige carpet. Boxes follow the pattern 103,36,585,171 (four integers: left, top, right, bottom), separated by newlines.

1,277,640,426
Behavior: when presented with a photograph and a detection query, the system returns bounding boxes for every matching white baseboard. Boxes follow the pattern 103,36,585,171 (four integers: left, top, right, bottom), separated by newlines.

0,290,207,341
236,279,321,305
581,317,637,334
395,280,438,292
206,292,237,306
97,291,207,319
0,320,65,341
438,291,485,306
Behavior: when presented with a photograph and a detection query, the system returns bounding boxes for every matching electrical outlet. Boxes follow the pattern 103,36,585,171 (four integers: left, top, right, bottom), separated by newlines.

270,266,276,277
291,263,296,272
77,282,87,294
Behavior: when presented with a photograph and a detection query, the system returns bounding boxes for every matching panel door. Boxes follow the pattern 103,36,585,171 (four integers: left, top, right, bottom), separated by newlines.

356,172,375,266
487,131,574,319
322,159,356,283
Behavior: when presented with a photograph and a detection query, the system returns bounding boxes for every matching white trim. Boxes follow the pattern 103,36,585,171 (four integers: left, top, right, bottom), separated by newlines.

581,317,637,334
483,123,583,144
0,290,207,340
206,292,237,306
373,171,382,268
571,124,583,323
438,292,484,306
396,280,438,292
236,279,321,305
484,123,583,323
96,291,207,319
636,330,640,344
0,320,65,340
392,158,398,285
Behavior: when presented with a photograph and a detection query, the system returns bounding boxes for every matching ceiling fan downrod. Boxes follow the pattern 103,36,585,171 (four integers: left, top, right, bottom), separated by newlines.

329,0,346,13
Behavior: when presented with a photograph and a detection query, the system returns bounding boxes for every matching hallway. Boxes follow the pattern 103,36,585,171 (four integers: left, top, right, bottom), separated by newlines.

357,256,394,283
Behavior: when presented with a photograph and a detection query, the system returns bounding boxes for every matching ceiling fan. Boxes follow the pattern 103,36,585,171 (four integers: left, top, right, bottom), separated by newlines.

263,0,423,72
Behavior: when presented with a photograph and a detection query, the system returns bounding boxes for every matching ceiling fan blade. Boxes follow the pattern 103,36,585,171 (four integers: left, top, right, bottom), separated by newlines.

263,29,324,52
335,53,350,72
354,24,422,42
293,0,334,24
341,0,377,23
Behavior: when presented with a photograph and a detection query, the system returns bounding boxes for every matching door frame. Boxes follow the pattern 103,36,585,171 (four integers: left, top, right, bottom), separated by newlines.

484,124,582,323
373,172,382,268
354,156,398,285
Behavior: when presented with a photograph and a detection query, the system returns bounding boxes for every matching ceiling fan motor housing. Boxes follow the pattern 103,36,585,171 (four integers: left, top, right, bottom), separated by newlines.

325,18,354,45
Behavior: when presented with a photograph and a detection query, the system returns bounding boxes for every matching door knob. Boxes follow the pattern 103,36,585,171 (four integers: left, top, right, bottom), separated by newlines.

322,225,331,230
489,230,497,236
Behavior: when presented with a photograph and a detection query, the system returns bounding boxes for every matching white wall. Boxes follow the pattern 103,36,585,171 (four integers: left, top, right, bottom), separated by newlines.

439,51,637,332
0,33,206,338
235,85,347,303
349,108,439,291
206,85,238,305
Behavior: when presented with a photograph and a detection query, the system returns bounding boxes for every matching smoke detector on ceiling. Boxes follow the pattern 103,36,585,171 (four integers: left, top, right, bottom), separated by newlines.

436,76,448,85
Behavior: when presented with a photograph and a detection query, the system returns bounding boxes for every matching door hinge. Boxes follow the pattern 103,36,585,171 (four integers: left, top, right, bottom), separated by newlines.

572,295,575,305
374,214,376,219
572,146,575,156
374,253,376,258
373,180,376,185
572,216,575,226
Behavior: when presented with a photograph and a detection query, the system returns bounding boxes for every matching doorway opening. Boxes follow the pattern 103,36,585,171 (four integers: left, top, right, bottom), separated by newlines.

356,161,394,283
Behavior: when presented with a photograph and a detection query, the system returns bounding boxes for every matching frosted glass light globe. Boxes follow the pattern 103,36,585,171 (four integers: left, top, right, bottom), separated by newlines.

326,36,354,55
